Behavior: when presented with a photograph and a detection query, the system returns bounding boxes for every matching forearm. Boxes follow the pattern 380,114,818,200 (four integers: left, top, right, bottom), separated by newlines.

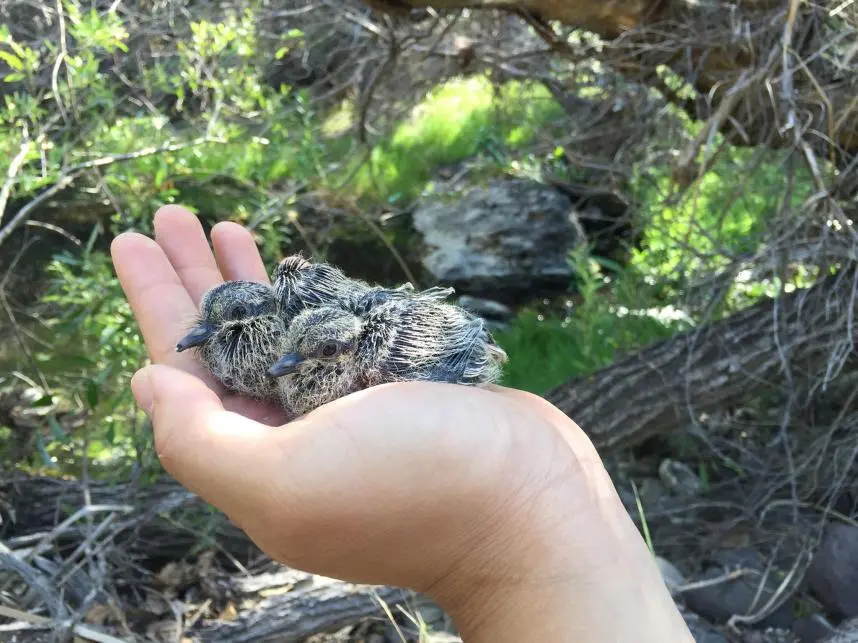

449,514,694,642
433,443,694,643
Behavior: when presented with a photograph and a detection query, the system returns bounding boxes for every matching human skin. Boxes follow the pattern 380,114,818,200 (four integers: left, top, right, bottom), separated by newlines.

111,205,694,642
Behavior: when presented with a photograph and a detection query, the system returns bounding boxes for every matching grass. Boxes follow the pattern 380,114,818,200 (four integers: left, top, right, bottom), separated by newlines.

631,480,656,556
351,76,566,202
495,301,691,395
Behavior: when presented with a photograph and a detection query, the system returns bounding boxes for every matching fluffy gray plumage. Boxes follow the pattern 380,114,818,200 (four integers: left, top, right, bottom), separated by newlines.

175,280,285,403
175,255,392,399
272,254,453,322
268,295,509,417
178,255,507,417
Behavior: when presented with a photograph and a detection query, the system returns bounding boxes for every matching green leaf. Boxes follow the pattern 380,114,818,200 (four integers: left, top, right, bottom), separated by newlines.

83,223,101,256
7,39,26,58
49,354,97,369
0,50,23,70
698,461,710,491
591,255,624,275
32,394,55,408
85,379,99,409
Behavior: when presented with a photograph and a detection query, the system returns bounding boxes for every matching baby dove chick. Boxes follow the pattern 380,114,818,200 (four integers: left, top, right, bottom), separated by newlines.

175,281,286,403
267,296,508,417
178,254,457,414
272,254,452,323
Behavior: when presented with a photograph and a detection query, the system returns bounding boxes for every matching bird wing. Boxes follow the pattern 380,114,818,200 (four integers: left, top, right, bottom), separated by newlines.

351,284,455,316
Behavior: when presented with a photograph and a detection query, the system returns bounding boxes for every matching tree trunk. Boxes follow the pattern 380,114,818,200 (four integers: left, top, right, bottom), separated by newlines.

545,266,858,451
364,0,858,164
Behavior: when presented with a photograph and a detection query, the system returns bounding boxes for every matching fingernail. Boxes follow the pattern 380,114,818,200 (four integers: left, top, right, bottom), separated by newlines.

131,367,154,416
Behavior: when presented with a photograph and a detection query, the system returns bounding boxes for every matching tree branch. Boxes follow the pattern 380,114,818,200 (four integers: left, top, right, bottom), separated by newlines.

0,137,224,247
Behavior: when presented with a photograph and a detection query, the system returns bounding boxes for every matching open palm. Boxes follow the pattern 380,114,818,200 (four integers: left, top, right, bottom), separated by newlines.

111,206,288,425
109,205,570,586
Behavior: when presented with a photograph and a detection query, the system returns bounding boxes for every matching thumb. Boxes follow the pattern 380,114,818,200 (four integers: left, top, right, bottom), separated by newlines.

131,364,279,518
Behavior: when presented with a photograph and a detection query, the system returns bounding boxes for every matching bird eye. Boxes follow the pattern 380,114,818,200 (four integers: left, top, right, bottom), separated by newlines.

320,341,340,358
229,304,248,320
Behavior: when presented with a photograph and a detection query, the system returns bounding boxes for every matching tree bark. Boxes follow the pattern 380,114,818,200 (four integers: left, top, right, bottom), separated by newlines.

364,0,858,163
545,266,858,451
193,575,413,642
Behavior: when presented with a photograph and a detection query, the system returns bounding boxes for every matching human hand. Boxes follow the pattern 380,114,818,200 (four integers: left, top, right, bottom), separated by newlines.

111,206,693,642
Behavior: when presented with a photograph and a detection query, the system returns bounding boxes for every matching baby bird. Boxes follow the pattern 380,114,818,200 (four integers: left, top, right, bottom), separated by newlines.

272,254,453,322
177,265,456,409
267,296,508,417
175,281,286,403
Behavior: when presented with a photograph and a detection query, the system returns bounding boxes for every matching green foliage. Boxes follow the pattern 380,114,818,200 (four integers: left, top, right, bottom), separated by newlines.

497,135,817,395
496,246,692,394
32,232,149,473
630,127,815,311
353,76,566,203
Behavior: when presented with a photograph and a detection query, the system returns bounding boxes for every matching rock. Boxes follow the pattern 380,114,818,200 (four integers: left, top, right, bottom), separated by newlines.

742,628,800,642
656,556,687,594
659,459,704,497
818,617,858,643
684,547,797,629
713,548,765,570
680,609,730,643
456,296,513,321
456,295,513,332
413,179,587,301
423,634,463,643
411,594,454,634
793,615,836,643
638,477,672,511
807,524,858,618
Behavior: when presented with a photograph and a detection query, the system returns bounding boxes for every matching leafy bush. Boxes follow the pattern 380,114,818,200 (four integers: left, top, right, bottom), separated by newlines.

354,77,566,202
497,246,693,394
31,237,148,474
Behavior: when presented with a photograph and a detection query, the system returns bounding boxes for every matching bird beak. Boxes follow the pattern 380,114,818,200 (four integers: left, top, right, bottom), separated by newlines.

267,352,305,377
176,323,216,352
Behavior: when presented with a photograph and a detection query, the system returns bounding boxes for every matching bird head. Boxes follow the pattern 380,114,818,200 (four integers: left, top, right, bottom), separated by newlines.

267,306,362,377
176,281,276,352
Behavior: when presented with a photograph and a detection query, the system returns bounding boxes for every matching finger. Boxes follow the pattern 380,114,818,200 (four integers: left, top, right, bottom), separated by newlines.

153,205,223,305
111,232,217,384
132,364,280,518
211,221,270,283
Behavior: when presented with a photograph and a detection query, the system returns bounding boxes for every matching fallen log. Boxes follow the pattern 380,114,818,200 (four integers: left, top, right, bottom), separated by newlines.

0,474,256,561
546,266,858,451
192,574,413,642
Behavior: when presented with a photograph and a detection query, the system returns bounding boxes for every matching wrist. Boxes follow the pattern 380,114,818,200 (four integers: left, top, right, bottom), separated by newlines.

428,411,693,642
